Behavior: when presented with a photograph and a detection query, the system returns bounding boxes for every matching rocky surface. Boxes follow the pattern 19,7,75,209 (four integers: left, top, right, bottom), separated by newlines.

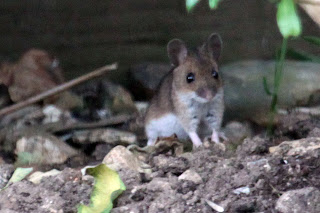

1,57,320,212
1,112,320,212
276,187,320,213
111,131,320,212
0,168,93,213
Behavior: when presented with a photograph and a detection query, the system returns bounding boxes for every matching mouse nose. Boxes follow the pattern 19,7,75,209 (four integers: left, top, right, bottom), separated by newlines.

196,87,216,101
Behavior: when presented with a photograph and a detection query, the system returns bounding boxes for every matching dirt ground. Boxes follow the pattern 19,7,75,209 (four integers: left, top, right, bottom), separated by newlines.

1,112,320,213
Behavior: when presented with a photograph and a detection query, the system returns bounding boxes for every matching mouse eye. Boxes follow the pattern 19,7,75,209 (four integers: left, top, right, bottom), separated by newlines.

186,73,195,83
212,70,219,79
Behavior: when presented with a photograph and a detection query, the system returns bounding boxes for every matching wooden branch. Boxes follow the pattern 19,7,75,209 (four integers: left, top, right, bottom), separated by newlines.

47,114,133,133
0,63,118,117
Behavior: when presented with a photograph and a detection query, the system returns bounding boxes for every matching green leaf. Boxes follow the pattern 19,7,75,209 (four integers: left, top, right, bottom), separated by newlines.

78,164,126,213
186,0,200,12
303,36,320,46
277,0,302,38
208,0,221,9
2,167,33,190
286,48,320,63
263,77,273,96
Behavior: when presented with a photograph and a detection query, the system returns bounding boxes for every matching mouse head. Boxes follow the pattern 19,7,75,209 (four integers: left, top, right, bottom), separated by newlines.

167,33,222,103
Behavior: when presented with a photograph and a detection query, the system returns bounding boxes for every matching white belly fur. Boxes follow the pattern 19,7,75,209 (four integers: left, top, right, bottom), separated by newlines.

146,113,188,140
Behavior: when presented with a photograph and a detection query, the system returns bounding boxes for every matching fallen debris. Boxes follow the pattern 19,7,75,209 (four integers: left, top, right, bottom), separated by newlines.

15,133,78,165
0,63,118,117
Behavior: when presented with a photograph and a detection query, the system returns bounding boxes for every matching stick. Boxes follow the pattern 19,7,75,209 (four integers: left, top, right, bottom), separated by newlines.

0,63,118,117
48,114,133,133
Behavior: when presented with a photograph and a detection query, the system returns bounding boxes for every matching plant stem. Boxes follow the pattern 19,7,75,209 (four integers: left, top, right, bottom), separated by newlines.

267,37,288,135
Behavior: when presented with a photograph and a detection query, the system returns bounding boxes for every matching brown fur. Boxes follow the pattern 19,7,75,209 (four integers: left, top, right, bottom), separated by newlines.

146,47,222,123
145,33,224,146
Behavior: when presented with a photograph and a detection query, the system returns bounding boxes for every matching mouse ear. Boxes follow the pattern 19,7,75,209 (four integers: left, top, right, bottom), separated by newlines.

206,33,222,61
167,39,188,66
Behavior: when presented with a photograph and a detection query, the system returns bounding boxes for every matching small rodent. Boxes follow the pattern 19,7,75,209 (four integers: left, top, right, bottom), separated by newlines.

145,33,224,147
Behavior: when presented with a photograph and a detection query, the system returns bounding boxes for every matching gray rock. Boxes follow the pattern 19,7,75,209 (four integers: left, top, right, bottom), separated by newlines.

15,133,78,165
28,169,61,184
152,155,189,175
102,145,151,173
276,187,320,213
178,169,203,184
221,60,320,124
223,121,253,144
269,137,320,158
237,136,269,156
0,164,14,189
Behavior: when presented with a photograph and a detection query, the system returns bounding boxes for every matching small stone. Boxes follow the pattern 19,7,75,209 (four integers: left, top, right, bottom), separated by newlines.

152,155,189,175
82,175,95,183
255,179,266,189
15,133,77,165
276,187,320,213
178,169,202,184
0,164,14,189
233,186,250,195
269,137,320,157
237,136,268,156
223,121,253,144
42,105,63,124
103,145,150,173
148,178,173,192
28,169,61,184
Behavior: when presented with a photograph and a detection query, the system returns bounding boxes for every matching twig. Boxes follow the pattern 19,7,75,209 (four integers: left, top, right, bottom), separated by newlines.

49,114,133,133
0,63,118,117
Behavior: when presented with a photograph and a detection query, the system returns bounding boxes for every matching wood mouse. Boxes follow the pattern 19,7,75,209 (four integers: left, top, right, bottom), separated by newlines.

145,33,224,147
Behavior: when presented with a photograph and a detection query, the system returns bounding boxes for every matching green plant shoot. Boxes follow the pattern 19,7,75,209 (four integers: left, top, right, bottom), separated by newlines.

277,0,302,38
266,0,302,133
209,0,221,9
186,0,200,12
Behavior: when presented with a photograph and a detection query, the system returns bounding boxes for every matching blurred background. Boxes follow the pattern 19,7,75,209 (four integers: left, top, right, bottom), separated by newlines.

1,0,319,87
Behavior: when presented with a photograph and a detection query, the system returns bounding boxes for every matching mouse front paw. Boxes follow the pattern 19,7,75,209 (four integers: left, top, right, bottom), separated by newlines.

188,132,203,147
211,130,220,143
211,130,228,143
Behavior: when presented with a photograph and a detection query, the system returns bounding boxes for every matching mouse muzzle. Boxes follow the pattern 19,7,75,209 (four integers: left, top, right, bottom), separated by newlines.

196,87,217,102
